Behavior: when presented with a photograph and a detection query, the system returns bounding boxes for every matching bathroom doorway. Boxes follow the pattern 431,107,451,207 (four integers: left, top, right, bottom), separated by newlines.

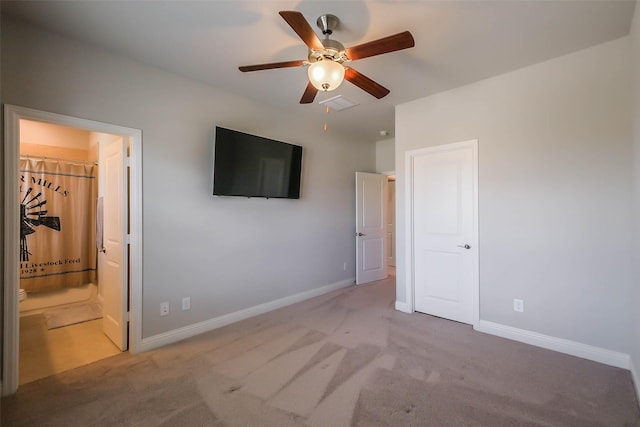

3,105,143,395
18,119,121,384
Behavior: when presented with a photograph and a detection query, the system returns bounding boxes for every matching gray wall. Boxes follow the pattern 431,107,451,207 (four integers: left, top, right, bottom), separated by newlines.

631,2,640,387
375,138,395,173
396,37,633,354
1,18,374,339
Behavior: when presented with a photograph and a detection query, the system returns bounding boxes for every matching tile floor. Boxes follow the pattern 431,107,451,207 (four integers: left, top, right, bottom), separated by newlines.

19,314,121,384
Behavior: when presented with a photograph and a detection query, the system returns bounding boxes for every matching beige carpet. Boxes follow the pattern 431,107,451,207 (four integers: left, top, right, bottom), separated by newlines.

3,273,639,426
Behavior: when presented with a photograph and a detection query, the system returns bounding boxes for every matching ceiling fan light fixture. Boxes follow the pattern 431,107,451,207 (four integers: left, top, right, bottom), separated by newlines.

308,60,345,91
240,11,415,104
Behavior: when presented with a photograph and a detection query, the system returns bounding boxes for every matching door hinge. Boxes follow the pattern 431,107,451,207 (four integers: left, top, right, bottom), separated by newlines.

125,156,132,167
125,234,132,244
127,311,132,322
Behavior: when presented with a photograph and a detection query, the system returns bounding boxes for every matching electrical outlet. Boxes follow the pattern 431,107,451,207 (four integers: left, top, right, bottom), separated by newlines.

343,262,347,271
513,299,524,313
182,297,191,311
160,301,169,316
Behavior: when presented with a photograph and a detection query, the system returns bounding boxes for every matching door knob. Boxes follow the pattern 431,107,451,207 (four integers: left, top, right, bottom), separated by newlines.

356,232,366,237
457,244,471,249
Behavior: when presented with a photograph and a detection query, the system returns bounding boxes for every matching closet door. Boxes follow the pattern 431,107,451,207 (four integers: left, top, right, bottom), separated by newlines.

410,141,478,325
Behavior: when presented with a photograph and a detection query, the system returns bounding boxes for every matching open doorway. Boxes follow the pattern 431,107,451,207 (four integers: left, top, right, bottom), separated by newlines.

3,105,143,396
18,120,122,384
354,172,396,284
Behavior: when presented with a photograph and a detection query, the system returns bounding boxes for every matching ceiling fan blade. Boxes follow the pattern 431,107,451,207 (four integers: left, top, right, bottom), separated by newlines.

346,31,415,61
239,60,305,72
344,68,390,99
300,81,318,104
279,11,324,51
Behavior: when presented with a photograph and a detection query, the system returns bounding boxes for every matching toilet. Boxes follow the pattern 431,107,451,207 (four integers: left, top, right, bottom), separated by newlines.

19,288,27,302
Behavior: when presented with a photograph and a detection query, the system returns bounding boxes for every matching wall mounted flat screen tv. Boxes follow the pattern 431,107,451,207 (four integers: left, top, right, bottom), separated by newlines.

213,126,303,199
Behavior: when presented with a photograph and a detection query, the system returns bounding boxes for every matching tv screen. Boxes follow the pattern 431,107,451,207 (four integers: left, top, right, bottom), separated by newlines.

213,127,303,199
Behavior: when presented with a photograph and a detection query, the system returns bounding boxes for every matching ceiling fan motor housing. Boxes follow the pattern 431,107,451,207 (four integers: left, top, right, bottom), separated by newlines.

308,38,348,64
307,14,348,65
317,14,339,35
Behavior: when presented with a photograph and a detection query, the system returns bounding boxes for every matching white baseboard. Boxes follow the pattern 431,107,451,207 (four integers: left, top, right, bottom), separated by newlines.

394,301,412,313
138,278,354,353
631,356,640,406
475,320,630,369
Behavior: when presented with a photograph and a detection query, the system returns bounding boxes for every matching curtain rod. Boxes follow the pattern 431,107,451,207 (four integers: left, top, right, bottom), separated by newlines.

20,154,98,165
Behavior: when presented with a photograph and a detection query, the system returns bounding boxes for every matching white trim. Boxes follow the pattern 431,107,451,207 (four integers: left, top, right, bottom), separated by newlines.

631,357,640,406
128,127,143,356
475,320,630,369
394,301,412,313
403,140,480,328
403,151,414,313
3,107,20,396
138,278,354,352
2,105,144,396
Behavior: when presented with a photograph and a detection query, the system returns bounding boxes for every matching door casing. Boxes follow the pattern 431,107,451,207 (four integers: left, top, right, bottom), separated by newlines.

2,105,143,396
386,178,396,267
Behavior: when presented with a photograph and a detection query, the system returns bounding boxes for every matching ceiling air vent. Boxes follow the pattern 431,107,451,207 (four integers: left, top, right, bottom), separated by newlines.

318,95,359,111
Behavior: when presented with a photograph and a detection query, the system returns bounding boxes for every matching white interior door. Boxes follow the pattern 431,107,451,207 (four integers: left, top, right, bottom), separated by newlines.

356,172,387,284
102,137,128,350
411,141,478,325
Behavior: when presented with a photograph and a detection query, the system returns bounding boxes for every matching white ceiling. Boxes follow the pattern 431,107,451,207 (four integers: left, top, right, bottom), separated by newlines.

2,0,636,142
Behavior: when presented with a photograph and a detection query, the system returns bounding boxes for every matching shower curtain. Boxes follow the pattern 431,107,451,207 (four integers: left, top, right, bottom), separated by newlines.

19,158,97,293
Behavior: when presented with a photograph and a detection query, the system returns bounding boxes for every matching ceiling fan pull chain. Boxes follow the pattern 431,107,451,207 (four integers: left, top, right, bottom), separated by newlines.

324,105,331,132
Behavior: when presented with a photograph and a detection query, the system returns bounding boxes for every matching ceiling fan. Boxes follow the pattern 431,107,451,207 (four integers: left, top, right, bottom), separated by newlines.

239,11,415,104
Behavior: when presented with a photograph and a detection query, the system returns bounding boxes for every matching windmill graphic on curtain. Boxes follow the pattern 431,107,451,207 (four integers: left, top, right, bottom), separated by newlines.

20,188,61,262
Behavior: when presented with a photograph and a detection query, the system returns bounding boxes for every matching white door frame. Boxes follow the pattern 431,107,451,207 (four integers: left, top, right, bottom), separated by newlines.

386,176,396,267
2,105,143,396
403,140,479,327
